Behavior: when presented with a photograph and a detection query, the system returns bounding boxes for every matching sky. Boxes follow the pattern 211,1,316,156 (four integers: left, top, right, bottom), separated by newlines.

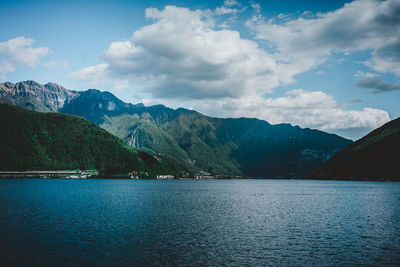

0,0,399,140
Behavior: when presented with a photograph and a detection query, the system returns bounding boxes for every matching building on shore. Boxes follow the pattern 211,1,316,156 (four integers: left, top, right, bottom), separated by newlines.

0,170,98,178
156,175,175,179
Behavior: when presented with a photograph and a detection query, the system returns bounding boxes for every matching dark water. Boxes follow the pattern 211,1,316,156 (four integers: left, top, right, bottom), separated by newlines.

0,179,399,266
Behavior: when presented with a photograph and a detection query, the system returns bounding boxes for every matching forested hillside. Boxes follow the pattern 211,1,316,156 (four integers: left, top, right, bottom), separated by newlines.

0,104,188,177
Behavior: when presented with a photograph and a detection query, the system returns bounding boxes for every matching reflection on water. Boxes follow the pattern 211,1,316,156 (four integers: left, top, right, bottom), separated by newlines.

0,179,399,266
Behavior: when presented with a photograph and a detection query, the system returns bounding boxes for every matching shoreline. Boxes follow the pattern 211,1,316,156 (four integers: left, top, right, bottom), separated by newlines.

0,176,398,182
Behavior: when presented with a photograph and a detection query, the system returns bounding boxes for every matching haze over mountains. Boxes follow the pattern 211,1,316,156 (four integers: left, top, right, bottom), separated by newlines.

0,80,352,177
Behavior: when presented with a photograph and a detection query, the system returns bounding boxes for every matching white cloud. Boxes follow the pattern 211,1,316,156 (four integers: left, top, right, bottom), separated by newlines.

0,60,16,80
215,0,246,16
72,63,108,85
246,0,400,78
224,0,239,7
43,60,69,69
75,6,279,99
214,6,245,16
366,51,400,76
251,3,260,13
0,36,50,79
190,89,390,137
0,36,50,67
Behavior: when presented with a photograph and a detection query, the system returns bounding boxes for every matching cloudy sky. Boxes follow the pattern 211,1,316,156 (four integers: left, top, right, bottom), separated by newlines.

1,0,399,140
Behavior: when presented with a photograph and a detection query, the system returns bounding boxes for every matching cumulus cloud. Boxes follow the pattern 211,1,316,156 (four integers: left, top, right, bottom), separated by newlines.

0,36,50,79
214,6,246,16
0,36,50,80
0,36,50,67
246,0,400,78
214,0,246,16
355,74,400,93
74,6,279,99
72,63,108,85
190,89,390,137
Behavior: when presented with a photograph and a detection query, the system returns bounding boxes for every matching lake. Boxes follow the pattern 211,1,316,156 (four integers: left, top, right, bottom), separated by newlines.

0,179,399,266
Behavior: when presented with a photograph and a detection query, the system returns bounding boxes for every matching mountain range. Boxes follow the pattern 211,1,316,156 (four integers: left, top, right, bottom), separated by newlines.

0,80,353,178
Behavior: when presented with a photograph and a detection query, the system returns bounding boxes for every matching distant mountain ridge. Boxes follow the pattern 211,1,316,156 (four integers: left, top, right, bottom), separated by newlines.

312,117,400,180
0,80,352,177
60,88,144,124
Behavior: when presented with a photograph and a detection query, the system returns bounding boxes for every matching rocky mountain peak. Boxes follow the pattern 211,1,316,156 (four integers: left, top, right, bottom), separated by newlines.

45,82,68,92
0,82,15,94
0,80,78,112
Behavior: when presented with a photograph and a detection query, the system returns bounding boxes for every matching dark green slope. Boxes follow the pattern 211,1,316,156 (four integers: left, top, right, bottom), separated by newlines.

216,118,351,177
312,118,400,180
60,89,351,177
0,104,185,177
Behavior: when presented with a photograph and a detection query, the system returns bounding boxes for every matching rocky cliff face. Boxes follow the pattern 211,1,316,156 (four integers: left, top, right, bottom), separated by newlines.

59,89,144,124
0,80,78,112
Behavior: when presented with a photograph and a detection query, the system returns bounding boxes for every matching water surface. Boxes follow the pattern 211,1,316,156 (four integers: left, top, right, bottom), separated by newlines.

0,179,399,266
